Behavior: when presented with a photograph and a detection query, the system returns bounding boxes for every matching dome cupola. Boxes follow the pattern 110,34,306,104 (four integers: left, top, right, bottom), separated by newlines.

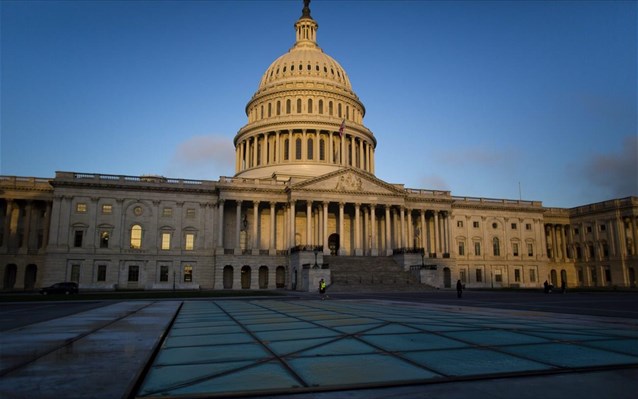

233,0,377,180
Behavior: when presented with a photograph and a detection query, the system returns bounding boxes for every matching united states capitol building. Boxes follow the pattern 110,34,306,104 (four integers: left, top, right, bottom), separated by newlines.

1,2,636,292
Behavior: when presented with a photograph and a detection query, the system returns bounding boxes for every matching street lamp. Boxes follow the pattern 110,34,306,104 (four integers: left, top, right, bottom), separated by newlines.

313,248,319,269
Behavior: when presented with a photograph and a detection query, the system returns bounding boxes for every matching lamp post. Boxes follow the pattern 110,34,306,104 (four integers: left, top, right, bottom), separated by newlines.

313,248,319,269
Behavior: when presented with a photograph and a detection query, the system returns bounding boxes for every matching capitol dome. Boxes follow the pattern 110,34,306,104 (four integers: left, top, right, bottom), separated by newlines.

233,0,377,180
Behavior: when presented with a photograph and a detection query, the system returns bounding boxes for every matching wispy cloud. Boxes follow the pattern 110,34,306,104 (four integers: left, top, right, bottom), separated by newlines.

436,146,515,168
582,136,638,198
418,175,450,191
168,134,235,179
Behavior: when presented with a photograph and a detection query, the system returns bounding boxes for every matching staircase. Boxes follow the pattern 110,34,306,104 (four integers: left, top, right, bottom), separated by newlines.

324,255,436,292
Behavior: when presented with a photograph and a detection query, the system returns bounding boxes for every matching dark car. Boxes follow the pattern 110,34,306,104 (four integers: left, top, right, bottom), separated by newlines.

40,282,79,295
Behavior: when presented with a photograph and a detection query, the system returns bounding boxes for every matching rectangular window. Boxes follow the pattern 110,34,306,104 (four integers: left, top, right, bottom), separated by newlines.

460,269,467,284
473,221,479,228
604,267,611,283
475,269,483,282
74,230,83,247
161,233,171,250
458,241,465,256
587,226,592,233
514,269,521,282
186,208,196,218
162,207,172,217
100,231,109,248
494,270,502,282
527,243,533,256
525,223,532,231
76,203,87,213
511,223,517,230
183,264,193,282
474,242,481,256
71,264,80,282
185,233,195,250
160,265,169,282
101,204,112,214
512,243,519,257
128,266,139,282
97,265,106,282
457,221,463,228
574,227,579,235
591,268,597,284
600,224,606,232
529,269,536,282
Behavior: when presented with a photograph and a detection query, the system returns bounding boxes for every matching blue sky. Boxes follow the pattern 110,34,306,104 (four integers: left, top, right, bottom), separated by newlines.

1,0,636,208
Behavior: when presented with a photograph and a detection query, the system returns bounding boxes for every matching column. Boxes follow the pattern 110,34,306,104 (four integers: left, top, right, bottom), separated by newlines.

275,132,280,163
217,200,225,249
235,200,242,253
42,202,52,249
338,202,345,255
323,202,329,254
288,132,293,162
269,202,276,254
444,212,450,255
261,134,267,166
350,136,355,166
560,225,568,261
371,205,378,256
385,205,391,255
2,200,13,248
434,211,440,255
290,201,296,247
329,133,334,164
252,201,259,253
400,207,406,249
21,201,33,251
407,209,413,249
631,217,638,255
306,200,312,246
420,210,426,252
354,203,361,255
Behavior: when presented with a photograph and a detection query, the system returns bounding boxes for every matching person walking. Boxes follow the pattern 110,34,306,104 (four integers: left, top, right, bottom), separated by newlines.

456,279,463,298
319,278,327,300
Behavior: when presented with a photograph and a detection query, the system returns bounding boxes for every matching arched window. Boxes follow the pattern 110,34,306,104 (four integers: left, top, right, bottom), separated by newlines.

284,139,289,160
308,99,313,113
493,237,500,256
307,138,313,160
319,99,323,114
296,98,302,113
276,101,281,116
329,101,333,116
286,99,291,114
295,138,302,160
130,224,142,249
346,105,350,119
338,103,342,118
268,103,272,117
319,138,325,160
260,105,263,119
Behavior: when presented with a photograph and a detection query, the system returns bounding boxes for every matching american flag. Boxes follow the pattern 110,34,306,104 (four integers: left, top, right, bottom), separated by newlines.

338,119,345,137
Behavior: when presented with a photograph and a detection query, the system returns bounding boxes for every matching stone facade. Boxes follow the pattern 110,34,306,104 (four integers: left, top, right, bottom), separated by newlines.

1,2,636,291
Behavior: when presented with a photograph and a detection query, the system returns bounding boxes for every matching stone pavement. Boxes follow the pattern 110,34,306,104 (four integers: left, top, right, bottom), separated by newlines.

1,297,637,399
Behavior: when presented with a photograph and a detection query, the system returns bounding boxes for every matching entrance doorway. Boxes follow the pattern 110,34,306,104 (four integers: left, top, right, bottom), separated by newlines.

24,264,37,290
3,264,17,289
241,266,251,289
328,233,340,255
443,267,451,288
223,266,233,289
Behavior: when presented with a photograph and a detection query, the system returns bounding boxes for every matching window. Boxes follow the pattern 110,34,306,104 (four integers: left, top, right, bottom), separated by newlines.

512,242,519,256
458,241,465,256
76,203,87,213
494,270,503,282
268,103,271,117
473,221,479,228
185,233,195,251
514,269,521,282
600,224,606,232
128,265,139,282
493,237,500,256
586,226,592,233
276,100,281,115
319,139,325,160
160,265,169,282
511,223,517,230
186,208,196,218
97,265,106,282
591,267,597,284
319,99,323,114
529,269,536,282
297,98,302,113
184,264,193,282
100,231,109,248
492,222,498,229
526,223,532,231
161,233,171,250
329,101,333,115
308,99,313,113
101,204,112,214
130,225,142,249
295,138,302,160
286,99,291,114
284,139,289,160
476,269,483,282
574,227,579,235
162,207,172,217
457,221,464,228
338,103,342,118
527,243,534,256
474,242,481,256
307,138,313,160
74,230,83,247
460,269,467,283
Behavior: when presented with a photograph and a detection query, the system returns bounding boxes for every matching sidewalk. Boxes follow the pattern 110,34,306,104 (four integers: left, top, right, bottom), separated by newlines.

1,298,637,399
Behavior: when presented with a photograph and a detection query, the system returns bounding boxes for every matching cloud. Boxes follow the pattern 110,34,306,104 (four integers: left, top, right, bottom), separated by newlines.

418,175,450,191
436,146,515,168
168,134,235,179
582,136,638,198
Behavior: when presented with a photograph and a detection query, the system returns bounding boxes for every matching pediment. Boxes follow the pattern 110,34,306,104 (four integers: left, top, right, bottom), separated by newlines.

291,168,405,196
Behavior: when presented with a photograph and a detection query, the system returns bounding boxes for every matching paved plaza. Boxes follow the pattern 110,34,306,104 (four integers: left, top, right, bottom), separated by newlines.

1,294,637,398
